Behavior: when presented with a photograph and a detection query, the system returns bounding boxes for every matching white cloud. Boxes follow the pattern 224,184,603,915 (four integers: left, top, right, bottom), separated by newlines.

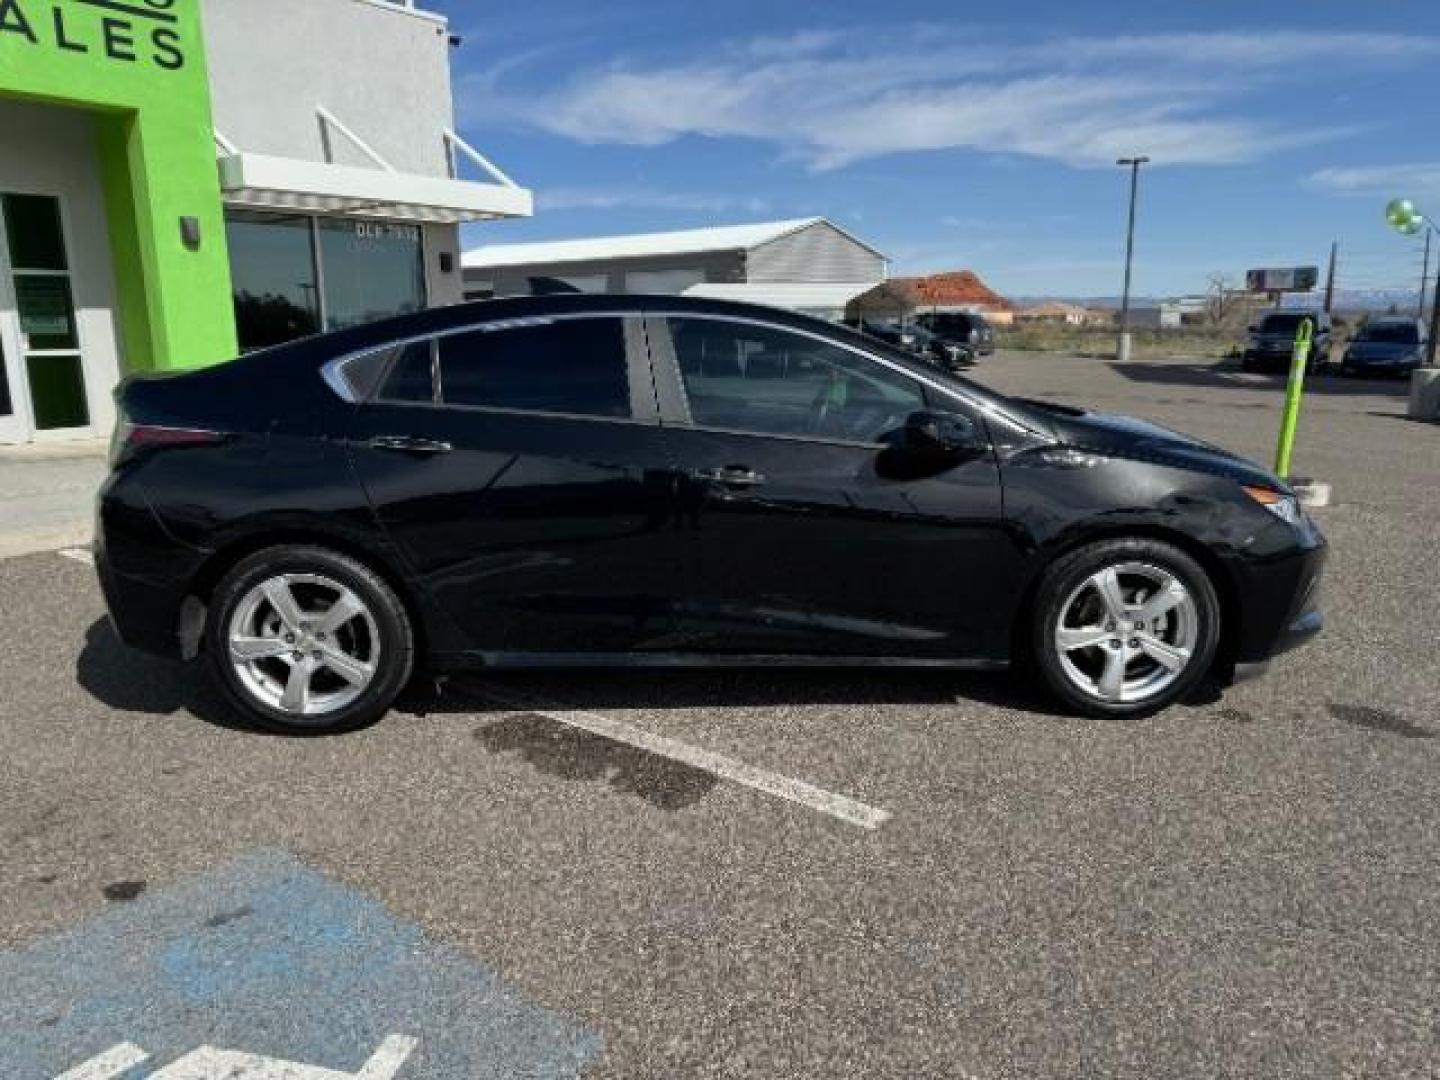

1307,163,1440,199
461,29,1436,171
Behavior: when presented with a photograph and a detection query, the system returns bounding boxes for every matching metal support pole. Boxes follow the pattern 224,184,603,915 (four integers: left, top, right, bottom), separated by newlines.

1323,241,1337,314
1427,227,1440,366
1420,230,1432,322
1116,156,1148,361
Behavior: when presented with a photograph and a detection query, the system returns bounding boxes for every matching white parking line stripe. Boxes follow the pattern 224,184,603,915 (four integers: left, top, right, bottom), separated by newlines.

58,547,94,566
54,1042,149,1080
478,690,891,831
355,1034,420,1080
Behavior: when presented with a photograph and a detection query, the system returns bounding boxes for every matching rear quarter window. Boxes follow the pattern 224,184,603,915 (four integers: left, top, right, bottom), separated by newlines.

438,317,630,419
376,341,435,403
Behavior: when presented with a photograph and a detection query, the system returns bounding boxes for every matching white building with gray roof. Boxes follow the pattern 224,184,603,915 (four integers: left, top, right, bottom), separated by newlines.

462,217,888,320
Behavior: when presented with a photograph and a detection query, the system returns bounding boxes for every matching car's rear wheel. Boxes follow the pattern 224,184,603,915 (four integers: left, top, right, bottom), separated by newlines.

1031,538,1220,718
206,546,414,734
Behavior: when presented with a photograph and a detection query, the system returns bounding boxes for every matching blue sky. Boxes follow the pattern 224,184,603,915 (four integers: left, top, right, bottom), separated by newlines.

433,0,1440,298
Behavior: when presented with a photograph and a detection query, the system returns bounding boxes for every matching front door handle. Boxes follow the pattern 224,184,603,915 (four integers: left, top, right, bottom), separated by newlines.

367,435,453,455
693,465,765,487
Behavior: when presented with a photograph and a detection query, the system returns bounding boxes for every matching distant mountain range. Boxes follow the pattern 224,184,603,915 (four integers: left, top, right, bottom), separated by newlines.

1014,289,1426,313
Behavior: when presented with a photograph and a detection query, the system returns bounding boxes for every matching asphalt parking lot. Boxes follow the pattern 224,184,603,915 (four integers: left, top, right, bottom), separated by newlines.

2,352,1438,1079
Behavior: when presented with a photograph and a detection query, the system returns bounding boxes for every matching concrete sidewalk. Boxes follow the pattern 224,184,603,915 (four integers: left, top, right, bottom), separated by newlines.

0,439,107,558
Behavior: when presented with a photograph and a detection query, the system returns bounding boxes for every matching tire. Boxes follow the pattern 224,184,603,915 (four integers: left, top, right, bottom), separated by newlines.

1029,538,1221,718
205,545,415,734
1241,354,1257,373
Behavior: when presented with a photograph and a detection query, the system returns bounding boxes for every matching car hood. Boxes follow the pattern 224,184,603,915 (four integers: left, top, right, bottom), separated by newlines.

1019,400,1283,490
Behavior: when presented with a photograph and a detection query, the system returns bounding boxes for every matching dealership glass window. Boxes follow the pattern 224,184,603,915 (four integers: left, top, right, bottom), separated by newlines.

317,219,425,332
226,212,321,351
438,318,630,418
226,212,427,351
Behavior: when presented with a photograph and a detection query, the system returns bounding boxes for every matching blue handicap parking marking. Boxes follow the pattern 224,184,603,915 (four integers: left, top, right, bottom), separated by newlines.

0,851,600,1079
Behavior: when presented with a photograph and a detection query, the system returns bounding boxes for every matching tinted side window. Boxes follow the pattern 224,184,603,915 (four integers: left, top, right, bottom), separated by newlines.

668,318,924,443
376,341,435,403
438,318,630,418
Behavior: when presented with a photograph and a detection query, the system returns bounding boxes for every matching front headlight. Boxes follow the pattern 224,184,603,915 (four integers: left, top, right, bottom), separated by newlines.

1243,485,1303,526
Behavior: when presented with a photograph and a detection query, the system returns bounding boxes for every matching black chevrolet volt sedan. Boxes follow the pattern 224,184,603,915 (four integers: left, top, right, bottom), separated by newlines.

97,295,1325,733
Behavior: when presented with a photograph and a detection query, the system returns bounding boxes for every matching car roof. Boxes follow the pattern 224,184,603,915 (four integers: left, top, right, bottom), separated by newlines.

285,293,878,354
216,293,1059,441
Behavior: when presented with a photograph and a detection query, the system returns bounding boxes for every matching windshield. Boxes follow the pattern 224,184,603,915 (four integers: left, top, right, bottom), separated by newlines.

926,313,988,335
1358,322,1420,344
1259,313,1319,335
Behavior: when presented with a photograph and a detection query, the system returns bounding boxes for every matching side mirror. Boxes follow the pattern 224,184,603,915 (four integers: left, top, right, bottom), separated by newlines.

900,410,987,457
1247,325,1259,333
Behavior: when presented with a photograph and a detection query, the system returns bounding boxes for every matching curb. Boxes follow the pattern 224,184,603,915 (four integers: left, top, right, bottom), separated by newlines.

0,523,94,561
1289,478,1332,509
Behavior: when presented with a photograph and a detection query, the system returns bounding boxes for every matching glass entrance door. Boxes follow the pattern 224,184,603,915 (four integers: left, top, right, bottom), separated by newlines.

0,241,25,445
0,193,91,443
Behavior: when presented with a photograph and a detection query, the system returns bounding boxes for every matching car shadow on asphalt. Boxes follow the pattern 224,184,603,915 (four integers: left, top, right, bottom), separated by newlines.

1366,410,1437,426
76,616,1086,728
1108,361,1413,397
76,614,1225,739
75,619,254,734
75,616,1236,812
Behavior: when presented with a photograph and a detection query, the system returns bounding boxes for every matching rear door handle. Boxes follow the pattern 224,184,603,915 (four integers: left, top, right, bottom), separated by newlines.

693,465,765,487
367,435,453,455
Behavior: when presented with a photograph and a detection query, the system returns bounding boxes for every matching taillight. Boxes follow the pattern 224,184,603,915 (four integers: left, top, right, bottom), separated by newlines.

108,415,133,468
110,422,225,468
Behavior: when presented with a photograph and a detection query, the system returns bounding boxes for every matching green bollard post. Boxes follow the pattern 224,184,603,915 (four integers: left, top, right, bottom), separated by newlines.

1273,318,1313,479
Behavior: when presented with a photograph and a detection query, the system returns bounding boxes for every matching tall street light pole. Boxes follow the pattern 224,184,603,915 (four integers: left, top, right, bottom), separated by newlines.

1388,199,1440,367
1116,156,1150,363
1419,229,1431,321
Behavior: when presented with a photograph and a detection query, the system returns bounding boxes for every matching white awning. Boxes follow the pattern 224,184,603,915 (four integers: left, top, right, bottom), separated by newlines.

218,153,533,224
682,281,880,314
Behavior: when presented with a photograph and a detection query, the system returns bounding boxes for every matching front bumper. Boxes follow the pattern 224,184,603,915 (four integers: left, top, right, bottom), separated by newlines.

1244,347,1301,370
1230,608,1322,685
1225,521,1327,669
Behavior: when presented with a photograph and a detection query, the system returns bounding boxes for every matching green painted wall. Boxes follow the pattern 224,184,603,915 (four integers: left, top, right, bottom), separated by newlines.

0,0,236,372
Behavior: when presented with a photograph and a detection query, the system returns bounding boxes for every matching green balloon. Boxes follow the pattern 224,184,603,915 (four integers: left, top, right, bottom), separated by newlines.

1387,197,1419,231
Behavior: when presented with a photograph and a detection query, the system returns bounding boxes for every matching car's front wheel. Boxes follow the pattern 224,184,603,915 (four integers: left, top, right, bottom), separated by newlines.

1031,538,1220,718
206,545,415,734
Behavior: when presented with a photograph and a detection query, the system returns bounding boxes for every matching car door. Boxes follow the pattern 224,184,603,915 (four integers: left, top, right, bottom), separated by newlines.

644,313,1020,659
347,313,688,658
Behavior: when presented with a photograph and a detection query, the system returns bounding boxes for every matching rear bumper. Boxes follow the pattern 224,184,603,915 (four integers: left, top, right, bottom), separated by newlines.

1344,358,1420,374
95,472,206,660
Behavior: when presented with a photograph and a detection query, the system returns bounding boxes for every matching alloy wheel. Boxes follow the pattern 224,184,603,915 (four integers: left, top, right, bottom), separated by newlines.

1053,561,1200,706
227,573,380,717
